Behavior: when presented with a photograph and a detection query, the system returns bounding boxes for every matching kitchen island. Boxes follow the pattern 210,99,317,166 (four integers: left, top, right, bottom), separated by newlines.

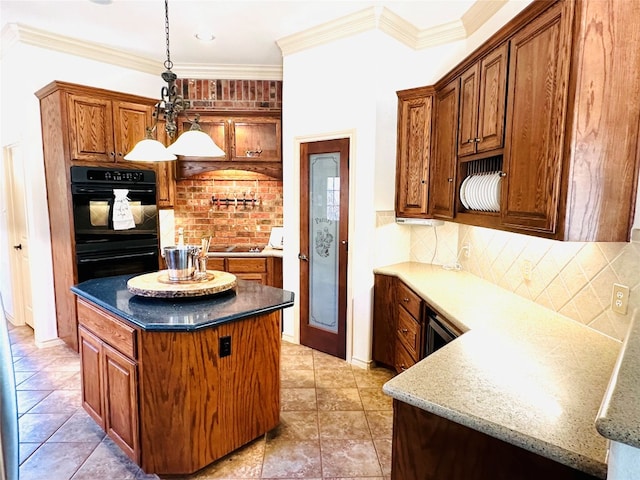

377,262,620,479
71,273,294,475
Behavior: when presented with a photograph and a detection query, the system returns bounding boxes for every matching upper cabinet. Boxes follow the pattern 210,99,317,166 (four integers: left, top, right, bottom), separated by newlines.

429,80,459,220
395,87,434,218
457,43,508,157
67,93,153,164
394,0,640,242
501,3,569,235
176,112,282,179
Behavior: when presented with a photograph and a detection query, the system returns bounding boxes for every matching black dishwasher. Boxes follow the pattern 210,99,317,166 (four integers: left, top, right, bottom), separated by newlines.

424,310,458,356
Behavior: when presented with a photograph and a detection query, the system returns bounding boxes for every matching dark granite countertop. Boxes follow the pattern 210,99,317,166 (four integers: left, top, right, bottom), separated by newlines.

71,274,294,331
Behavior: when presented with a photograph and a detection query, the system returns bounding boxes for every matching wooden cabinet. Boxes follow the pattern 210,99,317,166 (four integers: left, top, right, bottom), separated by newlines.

395,0,640,241
395,87,434,217
207,255,282,287
391,399,599,480
429,79,459,219
457,43,508,157
77,300,139,463
372,274,425,373
75,295,281,475
35,81,159,351
177,112,282,179
67,93,153,164
501,2,569,235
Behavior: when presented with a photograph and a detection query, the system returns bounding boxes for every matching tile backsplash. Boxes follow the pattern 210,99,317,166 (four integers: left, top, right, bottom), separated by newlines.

407,221,639,341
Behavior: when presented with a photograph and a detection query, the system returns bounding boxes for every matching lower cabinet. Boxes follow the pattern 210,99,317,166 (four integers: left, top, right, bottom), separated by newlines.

373,274,425,373
78,322,139,463
208,256,282,287
392,399,598,480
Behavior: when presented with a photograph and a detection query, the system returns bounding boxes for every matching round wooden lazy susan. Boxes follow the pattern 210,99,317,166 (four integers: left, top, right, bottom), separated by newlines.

127,270,237,298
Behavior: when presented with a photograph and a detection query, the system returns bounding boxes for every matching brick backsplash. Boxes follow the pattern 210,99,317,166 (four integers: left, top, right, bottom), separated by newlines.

176,79,282,111
173,173,283,248
403,219,640,341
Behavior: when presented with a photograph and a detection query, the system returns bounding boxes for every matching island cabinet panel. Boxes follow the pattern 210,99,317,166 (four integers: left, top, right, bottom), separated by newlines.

103,343,139,463
208,256,281,286
78,327,104,428
137,310,281,475
392,399,599,480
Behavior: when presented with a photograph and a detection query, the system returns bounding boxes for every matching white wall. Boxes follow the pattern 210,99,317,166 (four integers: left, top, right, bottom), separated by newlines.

0,41,159,345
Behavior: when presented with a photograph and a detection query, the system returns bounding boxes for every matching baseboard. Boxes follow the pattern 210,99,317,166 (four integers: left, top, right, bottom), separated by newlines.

350,356,373,370
281,333,296,344
35,337,65,349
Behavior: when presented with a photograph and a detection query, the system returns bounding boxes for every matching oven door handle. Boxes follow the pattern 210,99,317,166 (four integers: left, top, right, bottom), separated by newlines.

73,186,156,195
77,251,157,263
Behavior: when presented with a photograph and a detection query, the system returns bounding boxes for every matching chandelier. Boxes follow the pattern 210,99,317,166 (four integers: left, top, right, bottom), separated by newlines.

125,0,225,161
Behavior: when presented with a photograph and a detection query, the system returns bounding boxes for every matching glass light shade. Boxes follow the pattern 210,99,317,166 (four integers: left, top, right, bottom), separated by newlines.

124,139,177,161
167,130,225,157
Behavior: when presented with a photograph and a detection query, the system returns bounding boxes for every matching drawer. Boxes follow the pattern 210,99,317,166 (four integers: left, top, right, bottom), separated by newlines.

397,281,421,319
77,299,137,359
227,257,267,273
394,342,416,373
397,307,421,360
207,258,226,271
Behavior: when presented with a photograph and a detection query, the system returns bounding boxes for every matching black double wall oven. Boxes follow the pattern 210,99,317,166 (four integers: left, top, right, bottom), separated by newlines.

71,166,159,282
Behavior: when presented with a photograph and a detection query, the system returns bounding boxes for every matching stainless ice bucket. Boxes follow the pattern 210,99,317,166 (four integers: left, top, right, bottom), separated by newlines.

163,245,199,281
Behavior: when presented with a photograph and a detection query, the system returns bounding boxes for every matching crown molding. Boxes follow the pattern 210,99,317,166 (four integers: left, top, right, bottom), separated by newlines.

174,63,283,81
462,0,509,36
1,23,283,80
1,23,160,74
278,0,509,56
277,7,378,56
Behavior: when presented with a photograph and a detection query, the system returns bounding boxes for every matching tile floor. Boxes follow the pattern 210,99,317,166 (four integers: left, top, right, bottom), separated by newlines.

8,323,396,480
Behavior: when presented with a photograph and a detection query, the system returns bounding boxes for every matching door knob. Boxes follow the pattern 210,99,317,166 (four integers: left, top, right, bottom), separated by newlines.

13,244,22,250
298,253,308,261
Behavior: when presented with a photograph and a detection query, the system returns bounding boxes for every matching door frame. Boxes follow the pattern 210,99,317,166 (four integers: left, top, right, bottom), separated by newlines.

289,129,357,363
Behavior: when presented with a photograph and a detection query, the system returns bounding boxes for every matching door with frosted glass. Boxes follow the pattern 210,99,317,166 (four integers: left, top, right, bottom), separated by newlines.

299,138,349,359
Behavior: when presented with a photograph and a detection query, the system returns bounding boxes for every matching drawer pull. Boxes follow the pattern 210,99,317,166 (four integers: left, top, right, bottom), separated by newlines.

401,328,409,333
403,297,410,303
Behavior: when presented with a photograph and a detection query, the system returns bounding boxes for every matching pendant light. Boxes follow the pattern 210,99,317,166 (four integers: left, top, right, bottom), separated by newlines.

125,0,225,161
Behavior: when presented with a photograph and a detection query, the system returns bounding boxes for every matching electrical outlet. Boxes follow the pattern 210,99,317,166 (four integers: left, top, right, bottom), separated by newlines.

611,284,630,315
522,260,532,281
461,243,471,259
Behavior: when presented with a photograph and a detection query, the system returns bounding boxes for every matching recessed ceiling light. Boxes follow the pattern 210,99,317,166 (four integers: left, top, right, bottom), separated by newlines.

195,32,216,42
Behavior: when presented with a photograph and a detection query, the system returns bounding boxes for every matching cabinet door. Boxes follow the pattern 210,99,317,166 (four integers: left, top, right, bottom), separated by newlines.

103,343,139,463
154,121,176,208
395,92,433,217
178,116,229,159
68,94,115,162
502,3,567,234
457,64,479,157
230,118,281,162
78,326,105,429
372,274,396,368
113,101,153,162
476,43,508,153
429,80,459,219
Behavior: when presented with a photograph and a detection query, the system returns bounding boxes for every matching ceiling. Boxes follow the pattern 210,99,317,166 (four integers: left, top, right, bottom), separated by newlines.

1,0,489,76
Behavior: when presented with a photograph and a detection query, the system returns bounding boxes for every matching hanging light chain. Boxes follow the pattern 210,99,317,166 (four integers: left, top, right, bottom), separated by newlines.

164,0,173,70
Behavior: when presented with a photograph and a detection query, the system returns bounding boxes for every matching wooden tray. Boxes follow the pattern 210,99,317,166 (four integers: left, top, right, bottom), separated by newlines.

127,270,237,298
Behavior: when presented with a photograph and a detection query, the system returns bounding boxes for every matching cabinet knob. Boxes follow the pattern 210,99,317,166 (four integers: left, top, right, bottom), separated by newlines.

447,178,454,182
403,297,409,303
401,328,408,333
421,179,426,184
474,138,481,143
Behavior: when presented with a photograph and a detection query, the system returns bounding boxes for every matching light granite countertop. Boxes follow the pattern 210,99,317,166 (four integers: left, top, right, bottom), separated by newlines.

377,262,621,479
596,310,640,449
